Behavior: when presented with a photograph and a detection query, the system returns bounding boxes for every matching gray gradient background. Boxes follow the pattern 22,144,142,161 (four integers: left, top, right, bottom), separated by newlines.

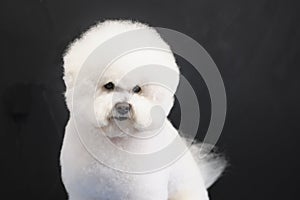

0,0,299,199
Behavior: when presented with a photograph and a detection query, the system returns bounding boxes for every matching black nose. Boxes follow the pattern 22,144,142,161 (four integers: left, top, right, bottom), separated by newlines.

115,102,131,115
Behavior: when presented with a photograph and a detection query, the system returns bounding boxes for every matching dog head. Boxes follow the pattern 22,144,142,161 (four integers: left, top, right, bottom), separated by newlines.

63,20,179,138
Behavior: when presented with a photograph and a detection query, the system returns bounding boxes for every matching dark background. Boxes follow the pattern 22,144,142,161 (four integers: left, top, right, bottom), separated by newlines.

0,0,299,199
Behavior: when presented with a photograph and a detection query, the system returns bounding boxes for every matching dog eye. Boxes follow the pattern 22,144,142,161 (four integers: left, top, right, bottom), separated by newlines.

103,82,115,90
132,85,141,93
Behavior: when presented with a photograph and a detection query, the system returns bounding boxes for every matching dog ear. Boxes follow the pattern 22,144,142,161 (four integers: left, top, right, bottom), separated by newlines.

63,69,76,89
62,44,81,90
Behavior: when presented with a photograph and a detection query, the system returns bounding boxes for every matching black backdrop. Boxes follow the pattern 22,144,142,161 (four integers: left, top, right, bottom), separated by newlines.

0,0,299,199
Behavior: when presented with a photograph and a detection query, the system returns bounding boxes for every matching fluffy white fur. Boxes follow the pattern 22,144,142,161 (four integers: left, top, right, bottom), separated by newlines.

60,20,225,200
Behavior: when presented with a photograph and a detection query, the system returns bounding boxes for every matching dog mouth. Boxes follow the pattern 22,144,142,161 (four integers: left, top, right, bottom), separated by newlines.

112,116,130,121
110,110,133,122
110,112,133,122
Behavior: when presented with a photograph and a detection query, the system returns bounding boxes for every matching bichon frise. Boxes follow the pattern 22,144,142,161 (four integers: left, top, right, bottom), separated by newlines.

60,20,225,200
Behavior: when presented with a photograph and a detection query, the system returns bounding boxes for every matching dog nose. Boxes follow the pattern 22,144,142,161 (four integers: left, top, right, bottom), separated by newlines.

114,102,131,115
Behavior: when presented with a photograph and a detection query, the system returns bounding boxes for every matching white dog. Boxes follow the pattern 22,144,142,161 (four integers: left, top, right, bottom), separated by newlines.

60,20,225,200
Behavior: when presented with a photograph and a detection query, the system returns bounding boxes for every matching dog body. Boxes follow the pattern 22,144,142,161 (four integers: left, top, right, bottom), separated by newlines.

60,20,224,200
61,120,208,200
